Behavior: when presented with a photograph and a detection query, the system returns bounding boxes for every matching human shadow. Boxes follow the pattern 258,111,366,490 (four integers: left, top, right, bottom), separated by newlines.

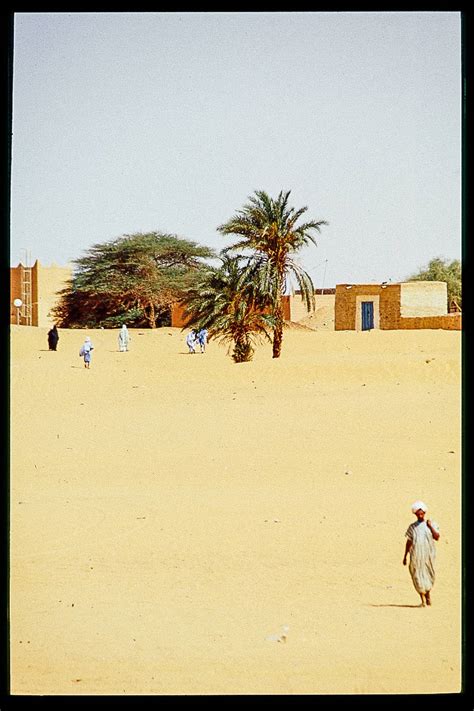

368,603,423,609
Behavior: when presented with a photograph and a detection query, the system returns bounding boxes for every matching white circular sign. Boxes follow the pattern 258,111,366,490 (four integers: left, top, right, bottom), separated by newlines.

13,298,23,307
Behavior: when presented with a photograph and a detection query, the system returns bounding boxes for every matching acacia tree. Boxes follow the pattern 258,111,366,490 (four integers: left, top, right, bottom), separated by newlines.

181,255,275,362
407,257,461,310
53,232,215,328
218,190,328,358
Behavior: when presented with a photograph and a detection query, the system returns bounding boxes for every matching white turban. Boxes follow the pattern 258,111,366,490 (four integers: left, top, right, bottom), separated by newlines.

411,500,427,514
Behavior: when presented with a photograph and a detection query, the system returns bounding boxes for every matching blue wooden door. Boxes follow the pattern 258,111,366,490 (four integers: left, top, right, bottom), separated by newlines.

361,301,374,331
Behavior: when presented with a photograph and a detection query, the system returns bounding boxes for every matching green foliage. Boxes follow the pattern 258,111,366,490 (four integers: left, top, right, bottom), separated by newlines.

407,257,461,309
52,232,216,328
181,256,275,363
218,190,328,357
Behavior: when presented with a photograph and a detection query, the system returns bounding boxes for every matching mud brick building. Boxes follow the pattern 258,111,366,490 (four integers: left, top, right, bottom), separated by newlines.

334,281,461,331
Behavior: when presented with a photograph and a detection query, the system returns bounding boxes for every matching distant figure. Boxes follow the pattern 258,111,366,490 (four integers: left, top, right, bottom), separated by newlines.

186,330,196,354
118,324,130,352
47,325,59,351
197,328,208,354
403,500,440,607
79,336,94,369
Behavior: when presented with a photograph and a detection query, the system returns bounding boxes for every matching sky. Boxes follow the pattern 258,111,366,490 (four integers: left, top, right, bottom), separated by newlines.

10,11,462,288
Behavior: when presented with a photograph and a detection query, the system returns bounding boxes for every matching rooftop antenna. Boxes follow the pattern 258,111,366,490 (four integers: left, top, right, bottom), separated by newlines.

20,247,29,267
322,259,328,292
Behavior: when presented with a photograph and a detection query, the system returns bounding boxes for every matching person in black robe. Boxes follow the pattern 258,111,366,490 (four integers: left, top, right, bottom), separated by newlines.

47,325,59,351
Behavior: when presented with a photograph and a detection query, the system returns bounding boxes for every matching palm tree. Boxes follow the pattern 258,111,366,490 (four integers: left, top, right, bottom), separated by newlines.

181,256,275,363
218,190,328,358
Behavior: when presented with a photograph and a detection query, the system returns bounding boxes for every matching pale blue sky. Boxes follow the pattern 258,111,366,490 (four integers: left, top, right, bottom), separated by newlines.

11,11,462,287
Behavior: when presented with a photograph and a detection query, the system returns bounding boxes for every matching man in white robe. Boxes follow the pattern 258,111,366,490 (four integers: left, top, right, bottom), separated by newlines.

118,324,130,352
403,501,440,606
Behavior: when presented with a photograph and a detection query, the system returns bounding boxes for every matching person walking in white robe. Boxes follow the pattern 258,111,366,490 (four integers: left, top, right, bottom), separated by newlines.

186,330,196,354
79,336,94,369
197,328,208,353
403,501,440,606
118,324,130,352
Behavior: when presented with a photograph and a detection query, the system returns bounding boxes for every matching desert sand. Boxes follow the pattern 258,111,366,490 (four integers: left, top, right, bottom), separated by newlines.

10,324,461,695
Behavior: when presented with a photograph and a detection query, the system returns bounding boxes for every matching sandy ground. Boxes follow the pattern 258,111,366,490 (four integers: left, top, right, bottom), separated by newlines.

10,325,462,695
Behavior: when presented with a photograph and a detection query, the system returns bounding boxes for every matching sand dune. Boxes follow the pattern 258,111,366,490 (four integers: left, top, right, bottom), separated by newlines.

10,325,461,694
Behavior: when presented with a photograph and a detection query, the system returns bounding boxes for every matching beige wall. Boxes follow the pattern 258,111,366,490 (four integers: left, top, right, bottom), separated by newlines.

290,293,335,330
289,293,313,323
399,314,461,330
399,281,447,318
36,263,72,327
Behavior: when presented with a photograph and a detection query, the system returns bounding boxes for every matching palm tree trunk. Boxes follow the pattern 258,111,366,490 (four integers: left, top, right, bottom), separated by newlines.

272,302,284,358
233,331,253,362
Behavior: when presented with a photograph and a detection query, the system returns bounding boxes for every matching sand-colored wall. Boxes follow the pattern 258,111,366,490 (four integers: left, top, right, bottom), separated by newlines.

398,314,462,330
400,281,447,317
36,262,72,327
289,293,316,323
290,293,336,330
